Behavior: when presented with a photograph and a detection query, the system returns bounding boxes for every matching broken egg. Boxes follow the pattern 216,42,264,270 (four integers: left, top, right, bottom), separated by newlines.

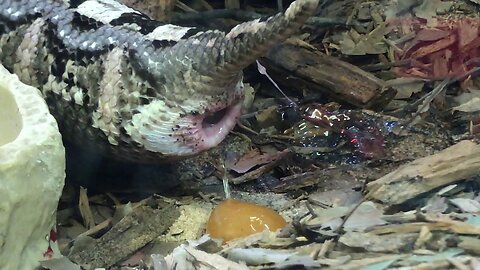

206,199,287,242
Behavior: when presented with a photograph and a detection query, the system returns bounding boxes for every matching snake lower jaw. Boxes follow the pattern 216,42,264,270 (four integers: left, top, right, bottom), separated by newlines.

184,99,242,153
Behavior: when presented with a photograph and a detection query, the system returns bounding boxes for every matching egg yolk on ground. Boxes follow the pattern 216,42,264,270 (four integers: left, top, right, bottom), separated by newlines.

206,199,287,242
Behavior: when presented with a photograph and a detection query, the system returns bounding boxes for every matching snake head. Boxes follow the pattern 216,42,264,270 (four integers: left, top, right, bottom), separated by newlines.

126,41,245,158
123,0,319,160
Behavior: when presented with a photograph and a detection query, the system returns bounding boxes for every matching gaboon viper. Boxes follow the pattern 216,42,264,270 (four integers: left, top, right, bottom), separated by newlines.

0,0,319,163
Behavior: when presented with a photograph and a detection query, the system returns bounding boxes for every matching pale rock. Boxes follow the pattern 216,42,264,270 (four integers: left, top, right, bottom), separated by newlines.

0,64,65,269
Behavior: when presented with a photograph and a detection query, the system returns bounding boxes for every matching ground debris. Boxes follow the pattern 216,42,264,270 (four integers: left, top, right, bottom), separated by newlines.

264,40,396,108
366,140,480,206
68,201,180,269
339,231,418,253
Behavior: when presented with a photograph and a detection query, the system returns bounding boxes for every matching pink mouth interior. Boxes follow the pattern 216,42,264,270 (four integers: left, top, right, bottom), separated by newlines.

196,102,242,151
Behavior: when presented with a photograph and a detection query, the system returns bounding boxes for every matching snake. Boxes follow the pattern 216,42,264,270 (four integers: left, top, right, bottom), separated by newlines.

0,0,319,163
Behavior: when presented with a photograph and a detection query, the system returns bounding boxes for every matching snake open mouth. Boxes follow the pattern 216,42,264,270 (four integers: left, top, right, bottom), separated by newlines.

203,107,229,129
195,101,242,151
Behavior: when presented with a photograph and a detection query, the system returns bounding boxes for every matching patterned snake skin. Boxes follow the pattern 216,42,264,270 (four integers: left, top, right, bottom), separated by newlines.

0,0,319,163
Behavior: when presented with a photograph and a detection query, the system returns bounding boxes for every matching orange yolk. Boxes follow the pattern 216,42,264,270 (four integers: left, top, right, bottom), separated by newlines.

206,199,287,242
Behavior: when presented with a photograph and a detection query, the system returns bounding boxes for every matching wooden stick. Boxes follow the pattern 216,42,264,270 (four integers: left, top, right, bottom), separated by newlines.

366,140,480,206
69,204,180,269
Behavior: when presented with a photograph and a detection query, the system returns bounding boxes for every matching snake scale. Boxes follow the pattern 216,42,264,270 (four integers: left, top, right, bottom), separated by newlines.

0,0,319,163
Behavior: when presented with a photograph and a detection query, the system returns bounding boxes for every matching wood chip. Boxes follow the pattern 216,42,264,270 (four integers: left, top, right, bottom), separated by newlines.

366,140,480,206
69,204,180,269
79,187,95,229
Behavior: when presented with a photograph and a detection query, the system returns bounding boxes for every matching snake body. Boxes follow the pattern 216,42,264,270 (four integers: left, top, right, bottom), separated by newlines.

0,0,319,163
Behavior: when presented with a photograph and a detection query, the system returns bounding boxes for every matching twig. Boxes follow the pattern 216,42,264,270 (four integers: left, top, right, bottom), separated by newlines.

405,79,449,126
401,67,480,128
334,197,367,235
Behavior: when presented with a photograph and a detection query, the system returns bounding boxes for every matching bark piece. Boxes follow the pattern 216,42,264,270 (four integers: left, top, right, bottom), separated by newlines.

69,205,180,269
263,41,396,108
366,140,480,206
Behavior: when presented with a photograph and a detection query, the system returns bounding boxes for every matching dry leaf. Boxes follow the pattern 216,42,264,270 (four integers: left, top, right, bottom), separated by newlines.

343,201,387,230
413,0,454,24
340,24,388,55
226,247,319,268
